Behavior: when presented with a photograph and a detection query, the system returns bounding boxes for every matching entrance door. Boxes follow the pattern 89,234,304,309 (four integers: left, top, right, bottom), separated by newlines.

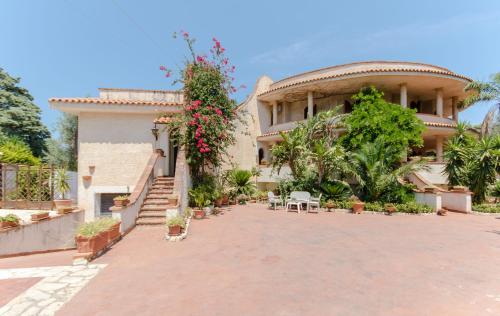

168,133,179,177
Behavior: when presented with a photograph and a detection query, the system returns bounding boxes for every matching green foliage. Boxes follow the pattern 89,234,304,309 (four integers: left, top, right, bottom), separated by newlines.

0,214,20,223
364,202,384,212
166,215,186,228
320,180,352,201
113,195,129,201
350,139,427,202
189,187,211,209
472,203,500,213
0,137,40,165
76,221,102,237
271,127,307,178
395,202,433,213
491,181,500,200
334,200,354,209
341,86,425,154
0,68,50,156
227,168,255,196
44,114,78,170
95,217,119,231
54,167,70,199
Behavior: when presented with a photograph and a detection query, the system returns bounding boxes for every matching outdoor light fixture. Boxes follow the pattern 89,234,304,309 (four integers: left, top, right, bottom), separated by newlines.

151,124,159,141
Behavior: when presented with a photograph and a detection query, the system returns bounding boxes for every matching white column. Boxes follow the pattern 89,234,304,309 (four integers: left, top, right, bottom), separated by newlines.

400,84,407,108
272,101,278,126
282,102,288,123
436,88,443,117
436,136,443,162
307,91,314,118
452,96,458,122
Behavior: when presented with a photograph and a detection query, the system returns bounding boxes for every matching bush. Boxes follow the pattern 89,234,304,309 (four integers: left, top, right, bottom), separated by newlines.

0,214,20,223
472,204,500,213
75,222,102,237
0,138,40,165
167,215,186,228
334,200,354,209
321,180,352,201
395,202,433,214
364,202,384,212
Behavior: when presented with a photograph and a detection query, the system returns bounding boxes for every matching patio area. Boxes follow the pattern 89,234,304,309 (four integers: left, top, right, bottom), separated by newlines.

1,204,500,315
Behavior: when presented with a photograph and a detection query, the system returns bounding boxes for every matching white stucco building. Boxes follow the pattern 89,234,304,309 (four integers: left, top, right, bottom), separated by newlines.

50,61,473,222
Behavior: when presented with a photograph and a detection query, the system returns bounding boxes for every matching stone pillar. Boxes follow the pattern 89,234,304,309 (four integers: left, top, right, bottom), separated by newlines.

307,91,314,118
436,136,444,162
436,88,444,117
452,96,458,122
272,101,278,126
400,84,407,108
282,102,288,123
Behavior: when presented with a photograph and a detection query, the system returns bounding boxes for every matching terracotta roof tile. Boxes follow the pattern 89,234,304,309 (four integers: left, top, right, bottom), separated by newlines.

49,97,182,107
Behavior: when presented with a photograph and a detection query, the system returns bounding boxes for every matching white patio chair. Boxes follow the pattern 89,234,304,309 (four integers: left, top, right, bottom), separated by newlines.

286,191,311,214
268,192,283,210
308,193,322,213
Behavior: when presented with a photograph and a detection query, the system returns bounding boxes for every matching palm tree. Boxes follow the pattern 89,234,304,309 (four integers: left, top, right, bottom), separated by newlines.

464,73,500,137
270,127,307,178
443,137,471,186
468,136,500,203
351,140,427,202
227,169,256,196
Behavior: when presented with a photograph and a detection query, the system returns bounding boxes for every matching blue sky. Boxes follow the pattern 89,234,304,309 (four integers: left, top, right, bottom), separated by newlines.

2,0,499,133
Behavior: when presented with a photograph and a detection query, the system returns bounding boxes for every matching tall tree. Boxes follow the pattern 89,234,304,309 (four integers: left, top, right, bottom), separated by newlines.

463,72,500,137
0,68,50,156
44,113,78,170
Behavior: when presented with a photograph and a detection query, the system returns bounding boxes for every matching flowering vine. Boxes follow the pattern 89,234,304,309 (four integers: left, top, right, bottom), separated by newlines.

159,31,244,179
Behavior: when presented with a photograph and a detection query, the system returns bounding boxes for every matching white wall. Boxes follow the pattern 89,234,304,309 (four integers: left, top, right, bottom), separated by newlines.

415,192,441,211
441,191,472,213
77,112,169,221
0,210,84,257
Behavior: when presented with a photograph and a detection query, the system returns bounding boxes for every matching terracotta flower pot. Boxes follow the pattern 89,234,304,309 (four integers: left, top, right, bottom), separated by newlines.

113,199,129,208
194,209,205,219
168,225,181,236
221,195,229,205
54,199,72,210
107,222,121,242
0,221,18,229
31,212,50,222
214,198,223,207
325,202,335,211
76,233,107,254
385,204,397,215
352,202,365,214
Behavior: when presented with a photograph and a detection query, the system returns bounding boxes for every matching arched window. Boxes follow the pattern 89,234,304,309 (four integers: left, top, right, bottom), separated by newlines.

258,148,264,165
344,100,352,113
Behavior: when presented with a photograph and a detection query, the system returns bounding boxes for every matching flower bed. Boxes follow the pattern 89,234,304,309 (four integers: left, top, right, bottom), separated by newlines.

327,200,433,215
74,217,121,261
472,204,500,213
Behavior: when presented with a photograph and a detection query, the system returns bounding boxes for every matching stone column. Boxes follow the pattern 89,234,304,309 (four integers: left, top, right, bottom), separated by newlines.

307,91,314,118
400,84,407,108
451,96,458,122
436,136,444,162
436,88,444,117
272,101,278,126
282,102,288,123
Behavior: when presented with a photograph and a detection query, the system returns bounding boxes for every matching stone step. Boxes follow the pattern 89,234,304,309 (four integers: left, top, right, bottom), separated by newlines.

149,189,173,195
141,204,168,211
136,217,166,225
151,185,173,189
138,210,165,217
155,177,174,181
143,199,170,205
146,193,171,199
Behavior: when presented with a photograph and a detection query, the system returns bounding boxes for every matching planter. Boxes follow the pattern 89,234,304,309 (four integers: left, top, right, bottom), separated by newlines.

385,204,397,215
54,199,72,210
57,207,73,215
194,209,205,219
221,195,229,206
113,199,129,208
168,225,182,236
214,198,223,207
352,202,365,214
108,222,121,242
0,221,19,229
82,175,92,181
325,202,335,211
75,233,107,254
31,212,50,222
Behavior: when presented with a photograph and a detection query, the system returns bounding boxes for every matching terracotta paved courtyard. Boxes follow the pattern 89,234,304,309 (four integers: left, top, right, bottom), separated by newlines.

1,204,500,315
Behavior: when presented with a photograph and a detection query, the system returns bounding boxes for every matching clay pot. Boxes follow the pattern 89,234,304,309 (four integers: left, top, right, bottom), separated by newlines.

352,202,365,214
168,225,182,236
194,209,205,219
221,195,229,205
31,212,50,222
113,199,129,208
325,202,335,211
0,221,18,229
214,198,223,207
385,204,397,215
75,233,107,254
107,222,121,242
54,199,72,210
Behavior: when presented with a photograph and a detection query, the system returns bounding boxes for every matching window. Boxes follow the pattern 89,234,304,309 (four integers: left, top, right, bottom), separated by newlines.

100,193,120,217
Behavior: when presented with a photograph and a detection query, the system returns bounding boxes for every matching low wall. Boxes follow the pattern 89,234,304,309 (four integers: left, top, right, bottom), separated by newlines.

441,190,472,213
415,191,441,211
0,210,84,257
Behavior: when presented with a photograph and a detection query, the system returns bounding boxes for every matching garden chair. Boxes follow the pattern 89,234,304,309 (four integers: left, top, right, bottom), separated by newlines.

308,193,322,213
286,191,311,213
268,192,283,210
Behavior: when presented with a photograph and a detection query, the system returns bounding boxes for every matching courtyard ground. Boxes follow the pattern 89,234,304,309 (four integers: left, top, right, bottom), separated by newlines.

1,204,499,315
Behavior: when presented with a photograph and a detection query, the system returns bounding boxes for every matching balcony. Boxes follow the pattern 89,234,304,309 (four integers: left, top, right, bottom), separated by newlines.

416,113,457,128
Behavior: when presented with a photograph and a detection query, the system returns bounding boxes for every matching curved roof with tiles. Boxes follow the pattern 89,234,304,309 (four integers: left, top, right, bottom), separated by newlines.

49,97,181,107
258,61,472,97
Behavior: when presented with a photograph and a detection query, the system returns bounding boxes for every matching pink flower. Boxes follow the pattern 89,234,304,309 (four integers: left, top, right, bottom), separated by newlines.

215,108,223,116
159,65,166,71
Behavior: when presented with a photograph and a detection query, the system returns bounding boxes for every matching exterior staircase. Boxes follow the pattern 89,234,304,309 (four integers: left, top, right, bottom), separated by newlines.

136,176,174,226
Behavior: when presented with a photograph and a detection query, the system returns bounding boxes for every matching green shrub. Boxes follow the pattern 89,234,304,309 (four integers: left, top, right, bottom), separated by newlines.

167,215,186,228
472,204,500,213
395,202,433,214
364,202,384,212
321,180,352,201
0,138,40,165
334,200,354,209
95,217,119,231
75,222,101,237
0,214,21,223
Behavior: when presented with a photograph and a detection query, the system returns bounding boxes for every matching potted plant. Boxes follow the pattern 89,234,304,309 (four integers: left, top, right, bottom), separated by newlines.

167,194,178,206
0,214,21,229
213,189,223,207
75,221,107,254
325,200,335,211
166,215,186,236
350,196,365,214
113,195,129,208
96,217,121,243
190,188,207,219
53,167,72,210
31,211,50,222
384,203,397,215
237,194,248,205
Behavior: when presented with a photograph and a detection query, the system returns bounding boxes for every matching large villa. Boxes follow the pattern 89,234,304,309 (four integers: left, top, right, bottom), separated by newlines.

49,61,473,222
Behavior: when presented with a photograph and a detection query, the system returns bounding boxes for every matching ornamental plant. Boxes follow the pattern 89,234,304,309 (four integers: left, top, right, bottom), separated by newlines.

160,32,244,179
